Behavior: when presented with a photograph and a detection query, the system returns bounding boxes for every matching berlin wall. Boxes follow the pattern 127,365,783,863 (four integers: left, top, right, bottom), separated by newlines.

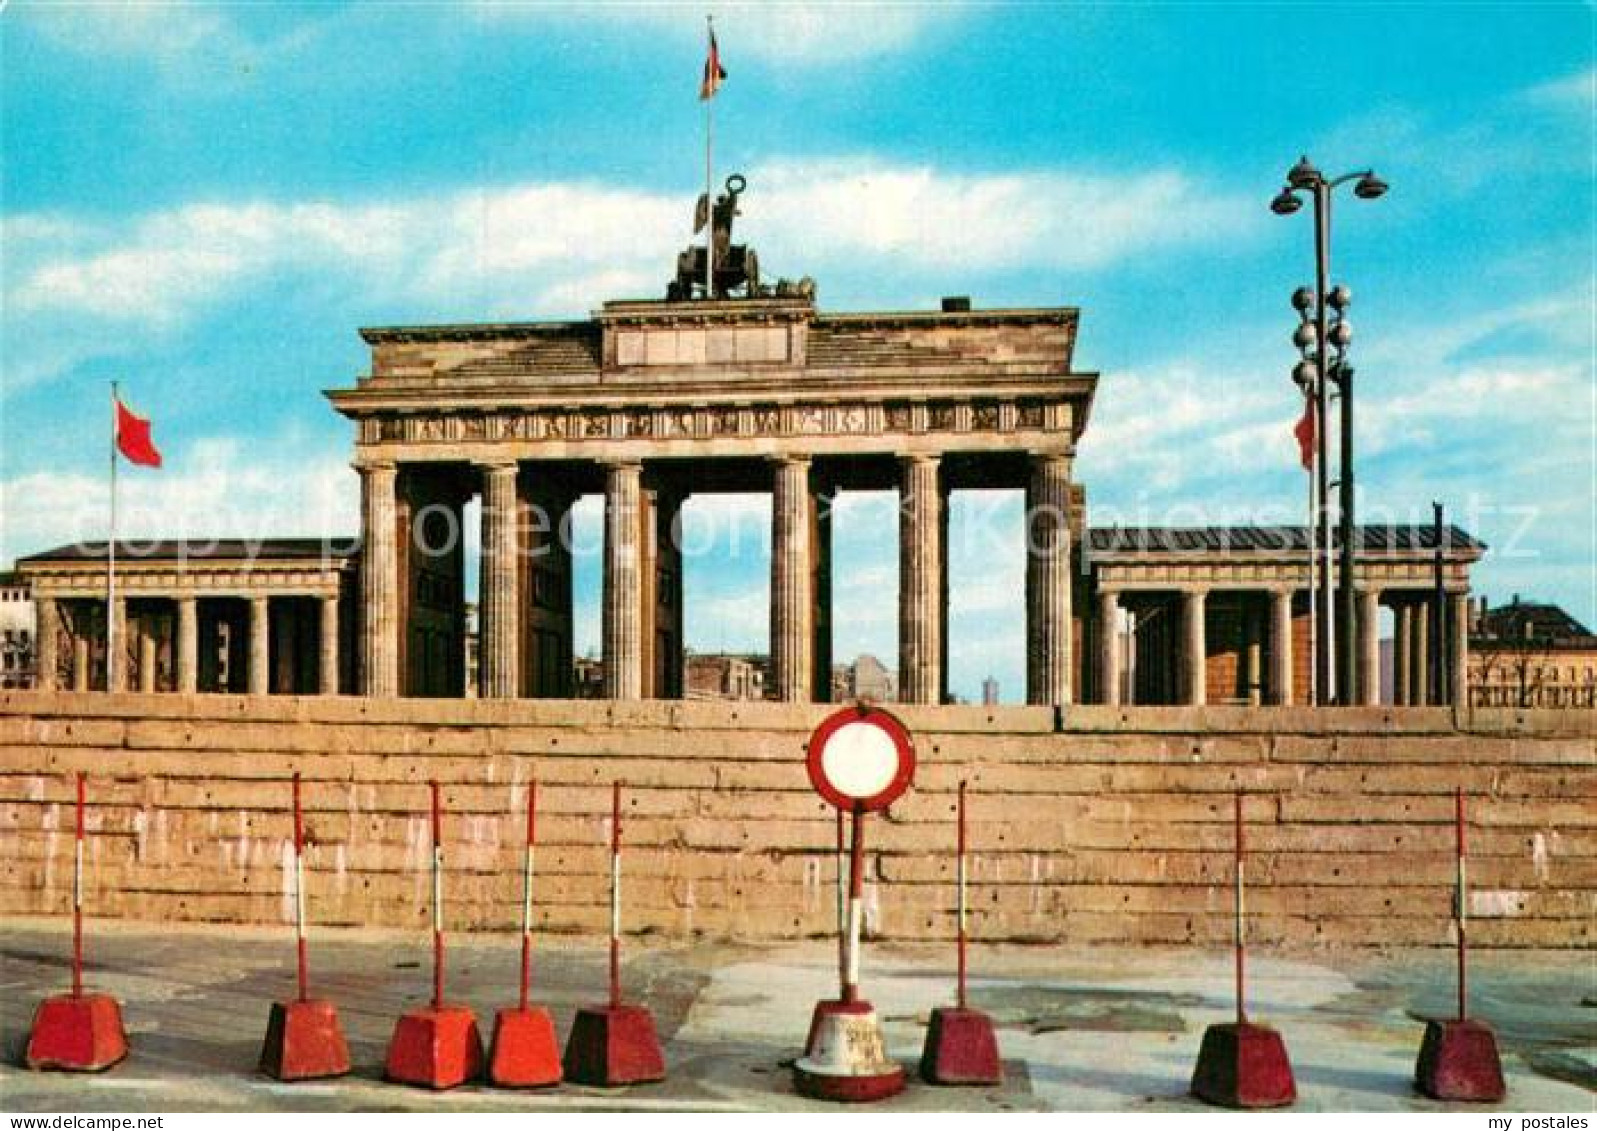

1,692,1590,949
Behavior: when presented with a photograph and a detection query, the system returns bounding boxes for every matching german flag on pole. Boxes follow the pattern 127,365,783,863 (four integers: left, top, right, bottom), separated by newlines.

700,24,726,100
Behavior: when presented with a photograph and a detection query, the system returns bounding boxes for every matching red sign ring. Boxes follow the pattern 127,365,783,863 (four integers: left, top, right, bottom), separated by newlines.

805,705,916,813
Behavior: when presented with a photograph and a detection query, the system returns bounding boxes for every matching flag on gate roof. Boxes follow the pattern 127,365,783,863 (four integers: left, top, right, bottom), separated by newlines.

115,395,163,468
1292,393,1314,471
700,24,726,100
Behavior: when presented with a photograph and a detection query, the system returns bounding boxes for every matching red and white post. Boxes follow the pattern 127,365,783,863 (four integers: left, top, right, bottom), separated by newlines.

488,779,562,1087
919,779,1003,1086
384,780,485,1089
1414,786,1505,1101
1190,790,1296,1109
25,773,129,1072
260,772,351,1081
562,780,667,1087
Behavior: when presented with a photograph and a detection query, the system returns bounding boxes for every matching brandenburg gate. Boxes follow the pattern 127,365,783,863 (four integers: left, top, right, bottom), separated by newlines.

328,293,1094,706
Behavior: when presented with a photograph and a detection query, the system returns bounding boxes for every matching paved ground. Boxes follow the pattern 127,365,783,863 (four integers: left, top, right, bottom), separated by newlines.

1,919,1592,1112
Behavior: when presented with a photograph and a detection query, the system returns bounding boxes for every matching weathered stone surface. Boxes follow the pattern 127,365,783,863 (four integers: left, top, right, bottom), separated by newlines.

0,692,1590,946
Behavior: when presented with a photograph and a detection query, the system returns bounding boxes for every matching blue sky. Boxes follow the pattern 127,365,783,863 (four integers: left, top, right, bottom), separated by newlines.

2,2,1592,701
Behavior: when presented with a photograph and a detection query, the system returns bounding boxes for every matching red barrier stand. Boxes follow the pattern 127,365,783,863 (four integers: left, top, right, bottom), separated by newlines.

260,773,350,1081
1415,787,1506,1102
384,781,485,1089
920,781,1002,1085
24,773,129,1072
1190,791,1296,1109
488,780,562,1088
562,782,666,1087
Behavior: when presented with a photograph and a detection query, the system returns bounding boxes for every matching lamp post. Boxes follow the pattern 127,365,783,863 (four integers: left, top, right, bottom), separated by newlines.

1272,157,1387,705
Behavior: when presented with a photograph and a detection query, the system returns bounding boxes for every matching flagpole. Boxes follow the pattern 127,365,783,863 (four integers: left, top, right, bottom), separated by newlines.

108,381,118,694
704,14,714,301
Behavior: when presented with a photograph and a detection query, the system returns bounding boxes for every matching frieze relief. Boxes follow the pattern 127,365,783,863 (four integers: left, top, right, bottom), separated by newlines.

359,395,1072,448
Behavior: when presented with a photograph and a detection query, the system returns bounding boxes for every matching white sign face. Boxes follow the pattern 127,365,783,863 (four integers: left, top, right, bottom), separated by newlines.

819,721,900,800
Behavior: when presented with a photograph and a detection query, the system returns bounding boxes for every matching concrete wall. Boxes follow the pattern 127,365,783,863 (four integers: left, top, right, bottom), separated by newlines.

1,692,1590,948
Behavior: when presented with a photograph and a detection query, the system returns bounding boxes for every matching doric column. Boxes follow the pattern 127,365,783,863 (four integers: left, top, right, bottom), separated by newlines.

73,635,90,692
770,456,813,702
34,597,58,692
176,596,197,694
1270,589,1294,705
1410,599,1430,706
1025,454,1074,706
1180,589,1208,706
478,461,520,699
137,632,156,694
1393,602,1411,705
358,461,400,697
602,462,643,700
106,598,126,693
1449,592,1470,708
898,455,943,704
1358,588,1381,706
249,596,270,696
1244,602,1264,706
1097,588,1121,706
318,595,340,696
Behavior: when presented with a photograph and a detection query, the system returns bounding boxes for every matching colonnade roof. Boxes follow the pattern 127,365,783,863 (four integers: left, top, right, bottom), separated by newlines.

18,539,358,566
1086,524,1485,561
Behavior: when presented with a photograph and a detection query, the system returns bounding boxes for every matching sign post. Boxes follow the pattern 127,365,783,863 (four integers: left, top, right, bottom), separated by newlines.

793,704,915,1103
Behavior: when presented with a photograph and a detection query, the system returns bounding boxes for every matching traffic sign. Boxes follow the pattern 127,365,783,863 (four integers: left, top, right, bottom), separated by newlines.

805,705,915,813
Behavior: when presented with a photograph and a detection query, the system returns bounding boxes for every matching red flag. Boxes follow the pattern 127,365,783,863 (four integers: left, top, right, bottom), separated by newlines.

1292,394,1315,471
700,26,726,100
115,397,163,468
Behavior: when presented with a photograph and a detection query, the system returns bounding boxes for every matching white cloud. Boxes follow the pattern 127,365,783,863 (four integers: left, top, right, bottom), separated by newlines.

4,158,1248,391
1524,66,1597,112
470,2,966,66
0,434,357,566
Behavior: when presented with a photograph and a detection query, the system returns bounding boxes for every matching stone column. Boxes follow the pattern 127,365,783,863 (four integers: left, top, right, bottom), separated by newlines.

478,461,520,698
358,461,400,697
249,596,270,696
1450,592,1471,708
1393,602,1412,706
1097,588,1121,706
1270,589,1294,705
770,456,814,702
1025,454,1074,706
898,455,943,704
34,597,58,692
1180,589,1207,706
1410,599,1430,707
1244,602,1263,706
137,632,156,694
73,637,90,692
176,597,198,694
318,595,340,696
1359,588,1381,706
106,598,126,693
602,462,643,700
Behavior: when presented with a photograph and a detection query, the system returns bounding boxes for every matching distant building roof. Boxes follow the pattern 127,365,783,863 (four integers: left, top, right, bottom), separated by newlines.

1086,524,1484,557
1474,598,1595,649
18,538,358,566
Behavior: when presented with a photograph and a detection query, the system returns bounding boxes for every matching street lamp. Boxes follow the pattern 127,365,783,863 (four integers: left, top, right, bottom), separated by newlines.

1273,155,1387,706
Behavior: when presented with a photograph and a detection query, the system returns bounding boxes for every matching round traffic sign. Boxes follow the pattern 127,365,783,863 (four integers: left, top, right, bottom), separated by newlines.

805,705,915,813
